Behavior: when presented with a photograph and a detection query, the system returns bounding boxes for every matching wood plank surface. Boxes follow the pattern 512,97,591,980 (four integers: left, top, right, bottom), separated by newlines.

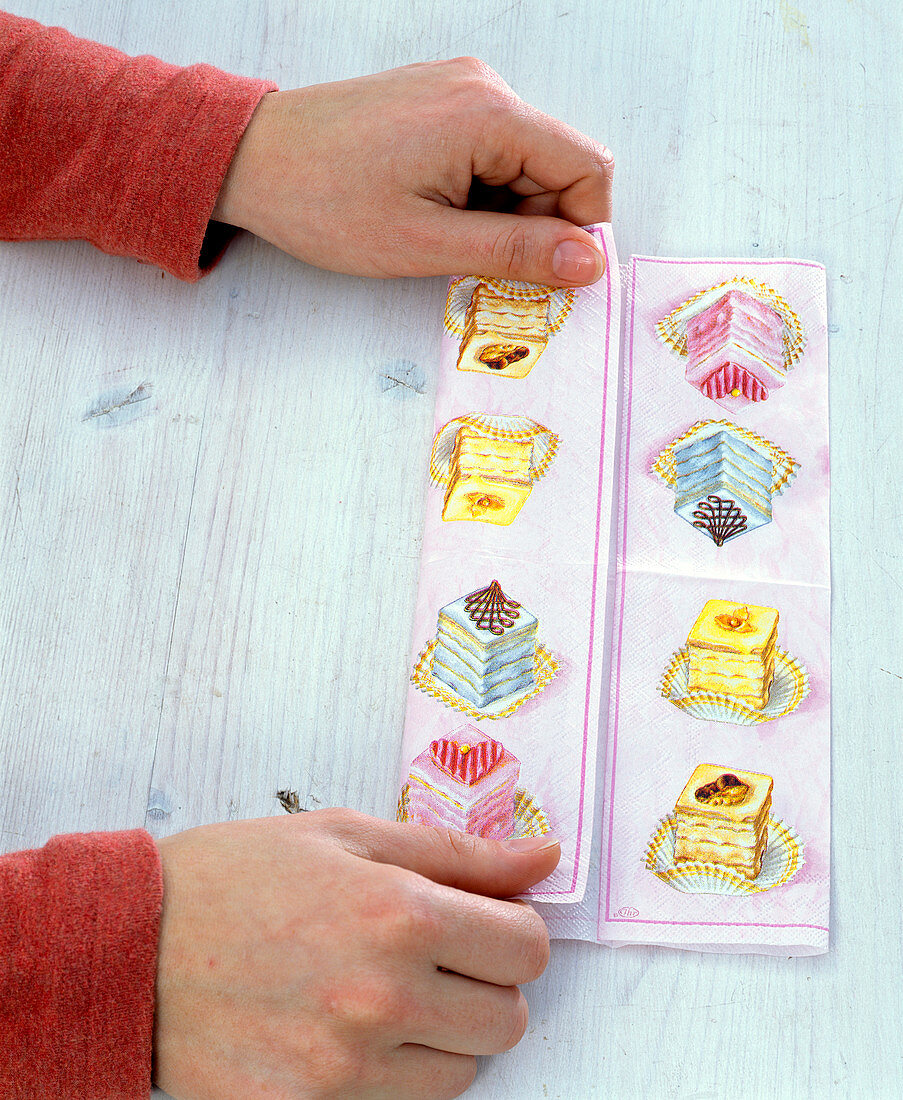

1,1,901,1097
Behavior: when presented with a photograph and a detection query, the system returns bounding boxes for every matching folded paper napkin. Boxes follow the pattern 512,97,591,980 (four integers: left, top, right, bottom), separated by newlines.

396,233,830,956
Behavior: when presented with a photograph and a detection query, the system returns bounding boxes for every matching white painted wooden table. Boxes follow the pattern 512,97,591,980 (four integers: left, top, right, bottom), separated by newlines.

2,1,901,1097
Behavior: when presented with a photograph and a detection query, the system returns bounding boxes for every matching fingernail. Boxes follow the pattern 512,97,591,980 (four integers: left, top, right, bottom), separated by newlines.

503,835,560,854
552,239,604,284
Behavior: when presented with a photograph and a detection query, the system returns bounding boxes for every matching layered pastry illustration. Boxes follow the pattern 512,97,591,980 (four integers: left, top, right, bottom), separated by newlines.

652,420,798,546
645,764,804,895
396,726,550,839
429,414,559,526
661,599,809,724
435,581,536,705
406,730,520,838
411,580,558,719
674,765,772,879
656,278,806,409
444,276,577,379
686,289,785,403
687,599,778,709
458,282,550,376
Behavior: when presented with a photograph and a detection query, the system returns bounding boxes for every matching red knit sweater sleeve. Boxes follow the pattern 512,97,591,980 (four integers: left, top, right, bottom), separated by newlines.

0,12,277,280
0,830,164,1099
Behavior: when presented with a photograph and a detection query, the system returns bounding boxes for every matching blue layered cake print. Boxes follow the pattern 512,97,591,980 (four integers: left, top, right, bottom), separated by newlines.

674,427,772,542
432,581,537,708
652,421,799,546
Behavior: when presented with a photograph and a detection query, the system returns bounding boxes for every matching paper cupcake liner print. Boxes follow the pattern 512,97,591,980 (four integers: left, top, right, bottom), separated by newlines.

445,276,576,379
661,646,809,724
398,782,550,839
430,414,560,526
413,639,559,720
412,580,558,719
645,764,804,895
656,278,805,409
396,726,551,840
661,600,809,724
646,814,804,895
651,420,799,546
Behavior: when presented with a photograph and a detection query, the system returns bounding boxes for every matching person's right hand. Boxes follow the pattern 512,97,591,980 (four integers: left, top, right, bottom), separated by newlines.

212,58,612,288
153,809,559,1100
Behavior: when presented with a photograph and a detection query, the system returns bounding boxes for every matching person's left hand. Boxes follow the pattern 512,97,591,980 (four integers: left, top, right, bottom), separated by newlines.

153,808,558,1100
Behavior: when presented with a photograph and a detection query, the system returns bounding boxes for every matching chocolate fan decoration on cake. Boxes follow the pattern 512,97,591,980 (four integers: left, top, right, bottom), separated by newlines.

464,580,521,635
692,495,749,546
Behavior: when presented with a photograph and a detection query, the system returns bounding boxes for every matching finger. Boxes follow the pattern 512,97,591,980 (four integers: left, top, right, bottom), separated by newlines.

388,1046,477,1100
466,180,563,219
429,887,550,986
404,204,606,286
327,812,560,898
502,174,548,198
466,175,549,215
476,105,614,224
401,971,529,1056
512,192,564,218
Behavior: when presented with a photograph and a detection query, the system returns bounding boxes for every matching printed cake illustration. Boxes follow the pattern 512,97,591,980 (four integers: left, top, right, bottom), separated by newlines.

432,581,537,708
651,420,799,545
660,597,809,725
405,727,520,839
443,276,576,379
429,414,559,526
685,289,785,404
412,579,557,719
645,763,804,894
456,282,551,377
673,764,774,880
656,278,806,410
444,428,532,524
686,600,778,710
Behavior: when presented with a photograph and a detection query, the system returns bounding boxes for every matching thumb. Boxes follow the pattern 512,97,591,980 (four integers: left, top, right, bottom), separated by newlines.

412,206,606,287
339,816,561,899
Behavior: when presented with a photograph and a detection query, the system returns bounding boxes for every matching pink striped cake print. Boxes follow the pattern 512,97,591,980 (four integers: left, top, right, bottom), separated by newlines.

430,737,503,785
701,362,768,401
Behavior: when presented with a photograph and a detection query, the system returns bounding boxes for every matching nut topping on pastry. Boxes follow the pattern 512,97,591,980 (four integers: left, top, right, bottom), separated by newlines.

694,773,750,806
465,492,506,517
714,604,754,633
478,344,530,370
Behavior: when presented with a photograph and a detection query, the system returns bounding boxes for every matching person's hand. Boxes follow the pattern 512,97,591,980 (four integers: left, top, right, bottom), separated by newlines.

153,809,559,1100
212,58,612,287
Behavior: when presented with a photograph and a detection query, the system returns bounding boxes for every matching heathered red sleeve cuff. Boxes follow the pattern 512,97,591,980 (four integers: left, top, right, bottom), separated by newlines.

0,13,278,280
0,829,164,1099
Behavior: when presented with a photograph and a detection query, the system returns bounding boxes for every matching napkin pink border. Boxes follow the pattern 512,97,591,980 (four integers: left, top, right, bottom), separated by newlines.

530,225,614,897
598,255,829,937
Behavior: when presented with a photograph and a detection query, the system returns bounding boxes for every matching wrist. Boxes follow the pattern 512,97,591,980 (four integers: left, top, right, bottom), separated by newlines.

212,90,278,231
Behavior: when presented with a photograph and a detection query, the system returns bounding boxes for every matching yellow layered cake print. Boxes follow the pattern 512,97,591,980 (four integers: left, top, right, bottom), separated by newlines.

444,277,576,379
673,764,774,880
443,428,532,524
456,282,551,377
429,414,560,527
686,600,778,710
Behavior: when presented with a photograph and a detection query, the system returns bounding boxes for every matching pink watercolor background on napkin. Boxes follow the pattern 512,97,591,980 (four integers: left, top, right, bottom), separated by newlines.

598,256,830,953
398,224,621,902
